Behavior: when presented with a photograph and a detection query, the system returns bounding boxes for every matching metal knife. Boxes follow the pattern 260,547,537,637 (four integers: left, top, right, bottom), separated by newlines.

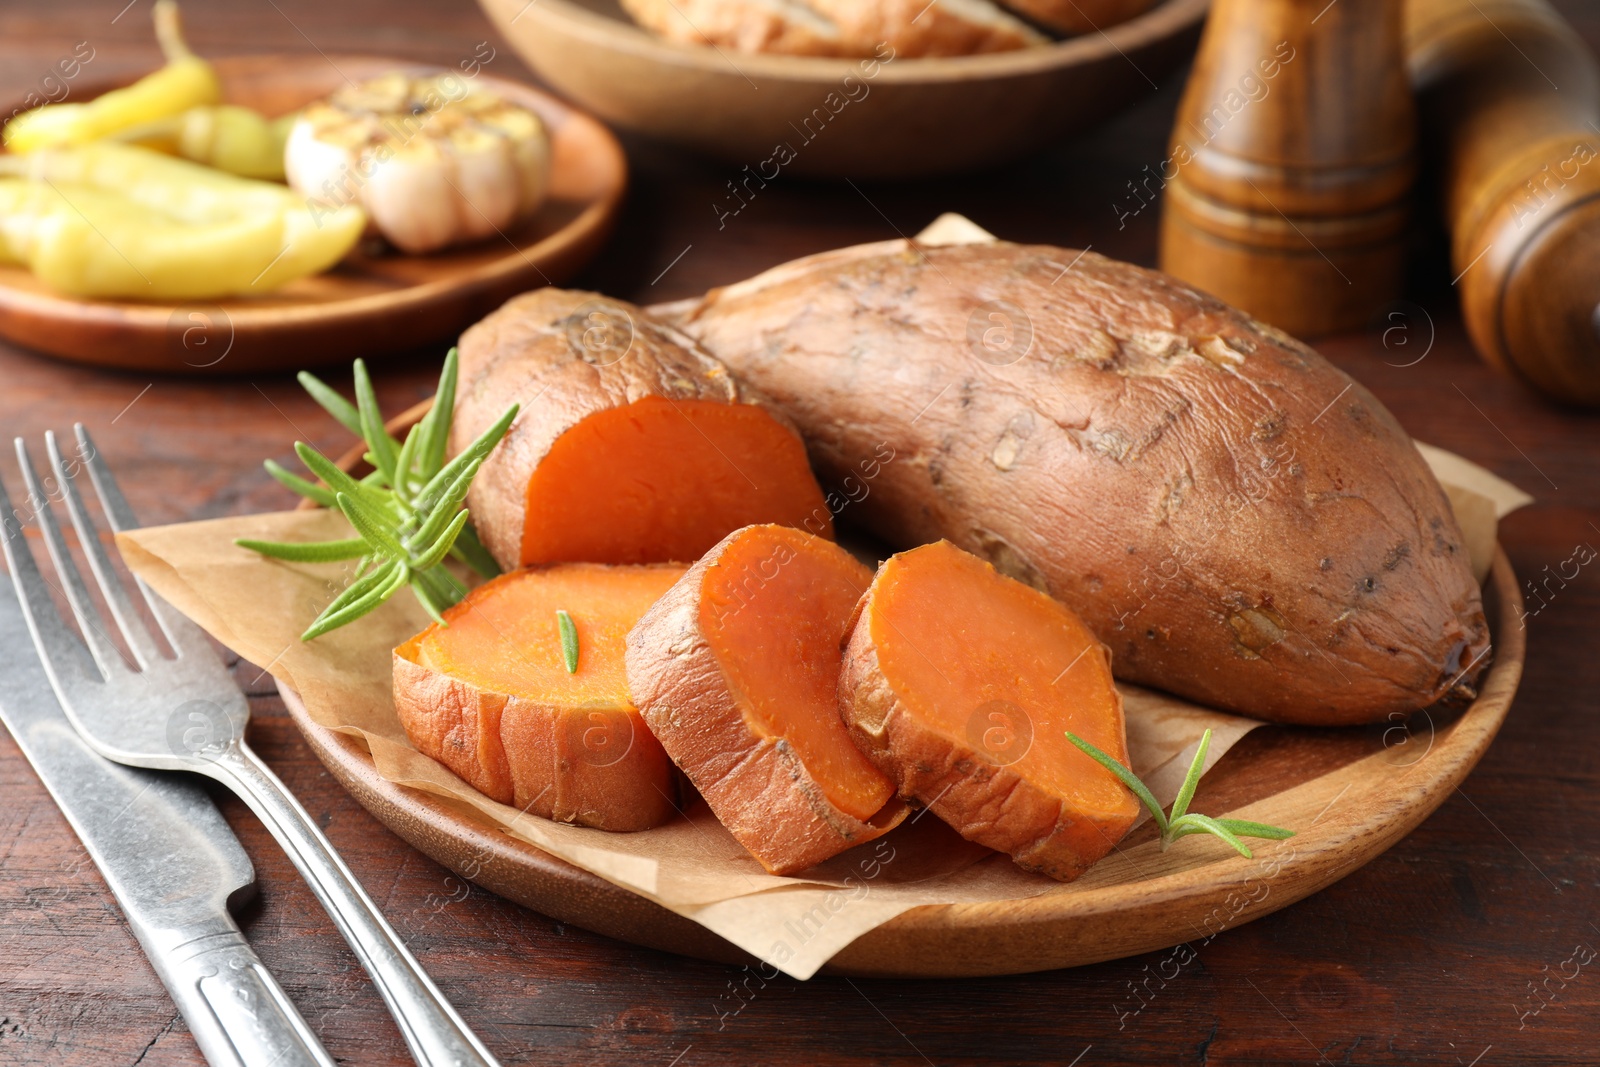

0,582,335,1067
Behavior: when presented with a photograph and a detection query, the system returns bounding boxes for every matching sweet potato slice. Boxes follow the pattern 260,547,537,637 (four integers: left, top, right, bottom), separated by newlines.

452,288,831,571
393,563,685,831
626,524,904,874
839,540,1140,881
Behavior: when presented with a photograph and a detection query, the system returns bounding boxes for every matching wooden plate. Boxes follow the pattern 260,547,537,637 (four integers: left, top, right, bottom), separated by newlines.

0,55,627,373
278,547,1523,978
477,0,1209,179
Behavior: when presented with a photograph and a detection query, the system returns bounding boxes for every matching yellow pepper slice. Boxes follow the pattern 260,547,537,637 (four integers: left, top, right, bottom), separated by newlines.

0,144,365,300
3,1,220,153
112,106,296,180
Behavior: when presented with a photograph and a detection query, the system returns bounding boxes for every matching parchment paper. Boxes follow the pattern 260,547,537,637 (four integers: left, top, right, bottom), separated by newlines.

115,443,1521,979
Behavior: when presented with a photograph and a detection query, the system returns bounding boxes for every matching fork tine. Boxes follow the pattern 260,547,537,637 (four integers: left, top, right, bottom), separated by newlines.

47,431,162,669
13,438,129,680
75,424,214,659
0,463,98,686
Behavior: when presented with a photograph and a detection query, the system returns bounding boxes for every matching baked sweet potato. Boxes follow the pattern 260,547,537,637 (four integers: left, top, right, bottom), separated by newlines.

839,539,1139,881
625,524,905,874
619,0,1044,58
996,0,1157,36
394,562,685,831
452,288,831,571
666,239,1490,725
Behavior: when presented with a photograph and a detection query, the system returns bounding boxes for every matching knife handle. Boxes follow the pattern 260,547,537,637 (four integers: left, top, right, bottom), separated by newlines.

150,926,335,1067
208,741,502,1067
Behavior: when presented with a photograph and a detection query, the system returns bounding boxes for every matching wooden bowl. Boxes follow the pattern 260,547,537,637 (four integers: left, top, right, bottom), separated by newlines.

280,535,1524,976
477,0,1209,179
0,55,627,374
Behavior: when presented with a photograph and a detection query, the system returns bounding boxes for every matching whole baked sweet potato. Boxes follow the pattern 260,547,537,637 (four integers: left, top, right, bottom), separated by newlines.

452,288,831,571
665,240,1489,724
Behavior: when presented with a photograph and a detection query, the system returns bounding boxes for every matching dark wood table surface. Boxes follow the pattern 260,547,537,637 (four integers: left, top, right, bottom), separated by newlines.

2,1,1598,1064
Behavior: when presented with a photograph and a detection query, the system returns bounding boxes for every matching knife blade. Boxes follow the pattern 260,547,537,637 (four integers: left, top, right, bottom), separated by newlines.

0,581,335,1067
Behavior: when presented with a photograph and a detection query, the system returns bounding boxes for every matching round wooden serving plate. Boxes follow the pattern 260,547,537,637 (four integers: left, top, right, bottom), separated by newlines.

0,55,627,373
477,0,1209,179
278,549,1523,978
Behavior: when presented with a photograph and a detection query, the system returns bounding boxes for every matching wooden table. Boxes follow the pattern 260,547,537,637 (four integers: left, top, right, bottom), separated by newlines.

2,2,1597,1064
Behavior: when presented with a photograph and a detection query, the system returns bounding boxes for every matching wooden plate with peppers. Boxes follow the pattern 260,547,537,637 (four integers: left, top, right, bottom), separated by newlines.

0,53,626,373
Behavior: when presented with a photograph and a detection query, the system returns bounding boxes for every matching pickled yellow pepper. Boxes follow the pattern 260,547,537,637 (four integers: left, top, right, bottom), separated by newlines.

0,144,365,299
114,106,297,180
4,0,219,153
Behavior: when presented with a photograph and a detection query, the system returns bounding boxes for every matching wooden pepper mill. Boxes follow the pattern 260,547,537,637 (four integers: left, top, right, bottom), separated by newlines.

1160,0,1417,337
1407,0,1600,406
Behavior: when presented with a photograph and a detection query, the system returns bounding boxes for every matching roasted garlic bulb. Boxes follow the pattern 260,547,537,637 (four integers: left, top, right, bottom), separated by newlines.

285,73,550,255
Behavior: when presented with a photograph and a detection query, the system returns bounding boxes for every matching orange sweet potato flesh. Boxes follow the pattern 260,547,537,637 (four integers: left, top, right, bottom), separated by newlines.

451,289,831,572
393,563,685,831
839,540,1140,882
626,524,905,874
520,396,830,566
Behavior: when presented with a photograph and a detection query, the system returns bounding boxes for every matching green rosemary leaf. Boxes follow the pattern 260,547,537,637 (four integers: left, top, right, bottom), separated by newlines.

264,459,336,507
417,561,467,604
393,421,422,498
1168,813,1253,858
414,509,470,571
407,459,481,552
417,348,459,479
416,404,518,514
1169,729,1213,823
353,359,398,486
301,560,407,640
294,441,375,504
297,371,363,437
316,557,394,618
557,609,579,673
1212,819,1296,840
335,491,407,558
1066,731,1168,835
409,573,449,627
233,536,368,562
449,523,501,580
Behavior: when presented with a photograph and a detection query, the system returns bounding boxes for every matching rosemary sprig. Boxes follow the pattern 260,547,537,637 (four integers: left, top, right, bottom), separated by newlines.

1067,729,1295,858
238,348,518,640
556,610,579,673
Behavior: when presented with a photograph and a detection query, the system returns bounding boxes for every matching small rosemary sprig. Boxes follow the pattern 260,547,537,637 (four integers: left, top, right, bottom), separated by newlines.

1067,729,1295,858
237,349,518,640
556,610,579,673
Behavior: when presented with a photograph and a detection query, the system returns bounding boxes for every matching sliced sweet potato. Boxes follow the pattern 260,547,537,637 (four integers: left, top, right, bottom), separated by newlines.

452,288,831,571
625,524,904,874
393,562,685,831
839,540,1140,882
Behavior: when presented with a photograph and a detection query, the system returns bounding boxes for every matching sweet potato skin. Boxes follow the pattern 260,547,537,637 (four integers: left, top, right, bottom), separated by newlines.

452,287,828,570
669,240,1490,724
625,526,905,874
394,633,678,832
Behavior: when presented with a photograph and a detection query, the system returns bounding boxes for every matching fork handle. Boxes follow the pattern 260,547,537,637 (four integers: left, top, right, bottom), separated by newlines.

208,741,501,1067
151,924,336,1067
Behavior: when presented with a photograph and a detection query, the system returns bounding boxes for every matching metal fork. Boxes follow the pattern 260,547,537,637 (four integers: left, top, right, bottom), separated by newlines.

0,426,501,1067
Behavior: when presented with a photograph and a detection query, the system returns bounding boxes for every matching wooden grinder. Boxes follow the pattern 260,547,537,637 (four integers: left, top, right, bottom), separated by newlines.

1160,0,1417,337
1407,0,1600,406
